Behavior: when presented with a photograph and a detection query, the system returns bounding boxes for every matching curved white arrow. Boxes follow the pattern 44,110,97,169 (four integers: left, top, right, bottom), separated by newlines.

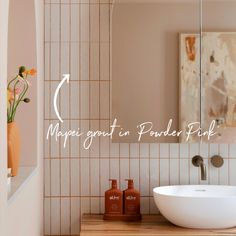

54,74,70,123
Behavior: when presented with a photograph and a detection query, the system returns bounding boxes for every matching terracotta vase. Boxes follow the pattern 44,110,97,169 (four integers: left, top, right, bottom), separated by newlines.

7,122,20,176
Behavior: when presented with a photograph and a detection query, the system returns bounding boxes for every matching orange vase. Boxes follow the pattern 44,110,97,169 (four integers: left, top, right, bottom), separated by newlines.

7,122,20,176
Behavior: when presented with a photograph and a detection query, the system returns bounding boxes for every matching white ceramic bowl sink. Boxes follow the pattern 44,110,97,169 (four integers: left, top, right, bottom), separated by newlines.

153,185,236,229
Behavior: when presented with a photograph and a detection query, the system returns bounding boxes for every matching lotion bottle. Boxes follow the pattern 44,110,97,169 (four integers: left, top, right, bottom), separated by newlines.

105,179,123,215
123,179,140,215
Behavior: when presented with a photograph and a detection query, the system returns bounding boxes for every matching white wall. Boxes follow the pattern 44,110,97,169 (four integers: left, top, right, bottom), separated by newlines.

0,1,9,235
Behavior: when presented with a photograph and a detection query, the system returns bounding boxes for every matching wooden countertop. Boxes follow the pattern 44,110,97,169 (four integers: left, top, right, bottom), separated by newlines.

80,214,236,236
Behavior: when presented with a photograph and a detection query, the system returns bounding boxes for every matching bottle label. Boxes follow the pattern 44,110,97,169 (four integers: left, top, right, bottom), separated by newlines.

126,196,136,200
109,195,119,200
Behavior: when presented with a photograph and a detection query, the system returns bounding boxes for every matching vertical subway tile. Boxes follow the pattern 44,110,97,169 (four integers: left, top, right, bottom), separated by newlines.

100,159,110,194
100,43,110,81
81,119,90,157
229,159,236,185
90,120,100,158
51,4,60,41
130,159,140,190
229,144,236,158
160,144,169,158
90,4,99,42
170,143,179,158
81,197,90,214
91,197,100,214
50,120,60,157
51,198,61,235
60,72,70,119
209,143,219,157
81,43,90,81
70,120,80,158
61,159,70,196
71,198,81,235
130,143,139,158
120,159,129,190
90,43,100,81
70,81,80,119
45,43,50,81
51,160,60,196
61,198,70,235
140,159,149,196
219,159,229,185
150,159,159,194
170,159,179,185
71,42,80,80
100,4,110,42
160,159,169,186
80,3,90,42
189,143,199,157
189,159,199,184
90,81,99,119
219,144,229,159
179,159,189,185
110,143,119,158
200,143,209,158
44,159,51,197
45,4,50,42
150,144,159,158
100,81,110,119
81,158,90,196
140,143,149,158
71,159,80,196
90,159,100,196
110,159,120,180
61,42,70,74
80,81,89,119
44,198,51,235
120,143,129,158
44,81,50,119
61,121,70,157
44,120,50,158
51,43,60,81
179,143,188,158
140,197,149,214
71,4,80,42
100,120,110,158
61,4,70,42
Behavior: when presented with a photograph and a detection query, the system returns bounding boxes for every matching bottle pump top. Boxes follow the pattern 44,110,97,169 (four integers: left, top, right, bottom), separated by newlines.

109,179,117,189
125,179,134,189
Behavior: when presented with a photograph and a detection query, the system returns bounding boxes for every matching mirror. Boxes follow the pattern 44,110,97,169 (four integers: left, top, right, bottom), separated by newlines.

112,0,236,143
112,0,201,143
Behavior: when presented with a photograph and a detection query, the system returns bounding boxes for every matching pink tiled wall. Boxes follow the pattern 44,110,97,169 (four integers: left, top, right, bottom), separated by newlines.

44,1,236,235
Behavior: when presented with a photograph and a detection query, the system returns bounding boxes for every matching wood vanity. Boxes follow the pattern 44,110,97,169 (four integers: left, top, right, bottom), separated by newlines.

80,215,236,236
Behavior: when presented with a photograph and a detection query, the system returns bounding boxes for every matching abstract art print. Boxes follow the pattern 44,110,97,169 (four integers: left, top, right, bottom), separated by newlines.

180,32,236,143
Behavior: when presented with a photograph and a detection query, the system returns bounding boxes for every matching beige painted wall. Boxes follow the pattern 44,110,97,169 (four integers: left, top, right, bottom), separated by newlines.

112,1,200,143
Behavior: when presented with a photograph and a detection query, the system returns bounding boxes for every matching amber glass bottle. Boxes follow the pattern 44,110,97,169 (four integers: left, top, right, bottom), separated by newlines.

123,179,140,215
105,179,123,215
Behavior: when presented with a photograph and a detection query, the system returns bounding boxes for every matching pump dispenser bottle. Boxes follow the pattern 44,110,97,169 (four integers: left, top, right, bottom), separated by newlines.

104,179,123,215
123,179,140,215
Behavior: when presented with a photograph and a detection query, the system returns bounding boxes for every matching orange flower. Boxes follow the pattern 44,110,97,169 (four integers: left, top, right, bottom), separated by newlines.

24,68,37,77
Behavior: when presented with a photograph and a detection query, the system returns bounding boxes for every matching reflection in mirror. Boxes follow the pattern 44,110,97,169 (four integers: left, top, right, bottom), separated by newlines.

112,0,201,143
201,0,236,143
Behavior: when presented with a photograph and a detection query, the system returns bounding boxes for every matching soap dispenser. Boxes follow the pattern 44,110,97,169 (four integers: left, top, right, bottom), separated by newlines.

104,179,123,216
123,179,140,215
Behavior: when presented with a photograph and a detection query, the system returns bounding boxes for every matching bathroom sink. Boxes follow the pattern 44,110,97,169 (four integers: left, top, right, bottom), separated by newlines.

153,185,236,229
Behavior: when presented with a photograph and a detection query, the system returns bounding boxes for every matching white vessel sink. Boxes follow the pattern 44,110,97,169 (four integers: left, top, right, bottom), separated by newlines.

153,185,236,229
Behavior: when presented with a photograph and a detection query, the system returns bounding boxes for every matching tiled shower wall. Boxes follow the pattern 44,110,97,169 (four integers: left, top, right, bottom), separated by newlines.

44,1,236,235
